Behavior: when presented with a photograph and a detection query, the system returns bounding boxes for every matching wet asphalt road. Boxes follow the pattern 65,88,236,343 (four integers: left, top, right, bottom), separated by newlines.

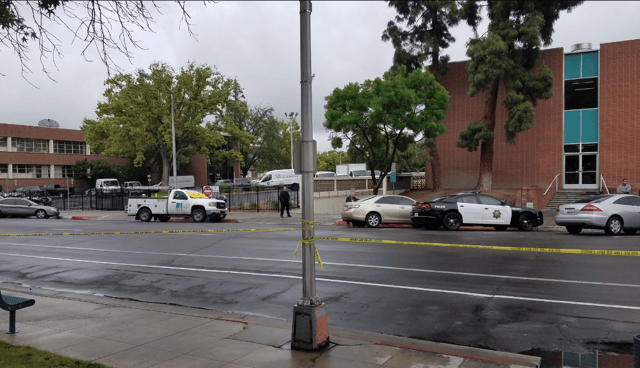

1,217,639,355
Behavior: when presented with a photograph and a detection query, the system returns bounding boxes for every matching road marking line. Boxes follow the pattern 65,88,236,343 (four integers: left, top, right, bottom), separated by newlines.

1,241,638,289
1,251,639,310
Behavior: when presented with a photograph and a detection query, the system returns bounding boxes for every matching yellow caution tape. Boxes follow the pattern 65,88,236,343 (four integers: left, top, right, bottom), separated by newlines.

294,220,323,269
313,236,640,257
0,228,297,237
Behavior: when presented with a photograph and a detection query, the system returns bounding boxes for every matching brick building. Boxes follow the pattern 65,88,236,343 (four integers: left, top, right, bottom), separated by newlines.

0,123,128,191
425,38,640,206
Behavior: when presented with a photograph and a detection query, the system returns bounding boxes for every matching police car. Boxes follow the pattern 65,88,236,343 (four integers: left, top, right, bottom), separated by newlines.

410,190,543,231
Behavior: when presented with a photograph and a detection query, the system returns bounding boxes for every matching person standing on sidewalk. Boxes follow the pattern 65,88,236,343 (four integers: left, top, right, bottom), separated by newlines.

617,178,631,194
346,193,359,202
279,187,291,217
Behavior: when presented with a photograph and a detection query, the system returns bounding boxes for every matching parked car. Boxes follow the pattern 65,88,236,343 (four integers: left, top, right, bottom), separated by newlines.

341,195,416,228
123,181,144,196
555,194,640,235
43,184,75,197
0,198,59,219
410,190,544,231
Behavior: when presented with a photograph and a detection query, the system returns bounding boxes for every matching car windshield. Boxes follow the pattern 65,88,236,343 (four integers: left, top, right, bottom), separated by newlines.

359,196,378,202
431,195,456,202
104,180,119,187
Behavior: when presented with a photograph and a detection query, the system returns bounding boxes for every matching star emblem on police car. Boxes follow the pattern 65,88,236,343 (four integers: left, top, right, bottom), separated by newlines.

492,209,501,219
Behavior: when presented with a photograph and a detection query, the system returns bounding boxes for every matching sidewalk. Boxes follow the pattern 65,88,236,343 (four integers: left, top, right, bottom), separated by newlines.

0,285,541,368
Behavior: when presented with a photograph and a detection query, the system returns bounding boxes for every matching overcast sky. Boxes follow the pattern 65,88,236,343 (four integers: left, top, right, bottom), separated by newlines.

2,1,639,153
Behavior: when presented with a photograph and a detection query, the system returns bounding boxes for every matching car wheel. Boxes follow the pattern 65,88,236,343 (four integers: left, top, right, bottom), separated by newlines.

158,216,170,222
442,212,461,231
138,208,152,222
566,225,582,235
605,216,623,235
35,209,48,219
192,208,206,223
517,213,534,231
623,229,637,235
494,225,508,231
365,213,381,228
209,215,222,223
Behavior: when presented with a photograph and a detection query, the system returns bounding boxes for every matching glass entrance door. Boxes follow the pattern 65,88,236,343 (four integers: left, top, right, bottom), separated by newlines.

564,146,598,188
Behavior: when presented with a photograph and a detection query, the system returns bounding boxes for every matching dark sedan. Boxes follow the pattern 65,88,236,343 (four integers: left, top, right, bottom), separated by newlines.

410,191,543,231
0,198,60,219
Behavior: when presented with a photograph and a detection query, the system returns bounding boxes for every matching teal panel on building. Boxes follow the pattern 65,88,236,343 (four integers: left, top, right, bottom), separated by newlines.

581,109,599,143
564,110,581,144
565,54,581,79
581,52,598,77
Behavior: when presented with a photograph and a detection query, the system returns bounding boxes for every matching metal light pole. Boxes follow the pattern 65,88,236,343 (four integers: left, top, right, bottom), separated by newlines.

285,112,298,170
138,70,177,189
291,0,329,351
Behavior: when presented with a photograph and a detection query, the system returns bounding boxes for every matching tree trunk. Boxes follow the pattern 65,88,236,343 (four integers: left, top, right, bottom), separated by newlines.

476,79,501,192
429,143,442,191
160,150,170,187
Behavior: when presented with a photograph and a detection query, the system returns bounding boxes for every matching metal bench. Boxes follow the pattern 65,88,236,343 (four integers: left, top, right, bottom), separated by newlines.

0,288,35,334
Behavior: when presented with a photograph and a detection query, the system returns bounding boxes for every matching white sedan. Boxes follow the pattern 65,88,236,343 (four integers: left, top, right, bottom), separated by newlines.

341,195,417,228
555,194,640,235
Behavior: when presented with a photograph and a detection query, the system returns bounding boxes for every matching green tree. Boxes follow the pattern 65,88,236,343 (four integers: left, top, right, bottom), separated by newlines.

457,0,582,191
206,79,253,177
316,150,350,172
72,159,119,187
383,0,476,191
325,65,449,195
82,61,230,186
1,1,212,77
395,142,429,173
254,117,300,173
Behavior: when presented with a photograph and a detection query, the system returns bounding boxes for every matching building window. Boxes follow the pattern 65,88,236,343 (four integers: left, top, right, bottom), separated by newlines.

10,164,47,178
565,77,598,110
0,164,7,178
53,140,86,154
12,138,48,153
0,137,7,151
54,165,75,178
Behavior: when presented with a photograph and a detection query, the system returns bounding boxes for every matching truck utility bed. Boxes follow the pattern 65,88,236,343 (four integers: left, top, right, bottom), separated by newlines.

127,197,169,215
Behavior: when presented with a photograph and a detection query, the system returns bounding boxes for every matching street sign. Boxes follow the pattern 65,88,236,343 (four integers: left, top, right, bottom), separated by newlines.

203,186,213,197
390,173,396,183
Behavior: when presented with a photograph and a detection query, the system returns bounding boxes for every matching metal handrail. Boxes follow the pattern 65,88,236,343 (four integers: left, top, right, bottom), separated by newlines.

600,174,610,194
543,174,561,196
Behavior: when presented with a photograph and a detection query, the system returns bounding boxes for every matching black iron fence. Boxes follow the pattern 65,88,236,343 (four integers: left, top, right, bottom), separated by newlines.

215,186,299,212
1,186,299,213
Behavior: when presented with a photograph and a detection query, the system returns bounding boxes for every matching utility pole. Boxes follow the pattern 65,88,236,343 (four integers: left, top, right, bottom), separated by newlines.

285,112,298,170
291,0,329,351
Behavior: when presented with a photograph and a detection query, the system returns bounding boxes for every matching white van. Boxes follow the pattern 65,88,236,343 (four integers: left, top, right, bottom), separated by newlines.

92,178,121,197
153,176,195,189
257,169,300,190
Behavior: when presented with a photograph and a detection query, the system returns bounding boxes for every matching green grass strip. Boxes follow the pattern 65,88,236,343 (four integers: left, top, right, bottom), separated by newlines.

0,340,113,368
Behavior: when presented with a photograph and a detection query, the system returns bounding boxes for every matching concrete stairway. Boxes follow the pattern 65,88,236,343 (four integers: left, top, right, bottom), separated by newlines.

544,189,600,210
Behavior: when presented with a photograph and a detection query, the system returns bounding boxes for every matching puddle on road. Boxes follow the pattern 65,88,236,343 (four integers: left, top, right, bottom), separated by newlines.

520,348,633,368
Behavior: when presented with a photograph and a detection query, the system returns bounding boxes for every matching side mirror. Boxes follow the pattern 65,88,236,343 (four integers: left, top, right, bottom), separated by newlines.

501,199,507,205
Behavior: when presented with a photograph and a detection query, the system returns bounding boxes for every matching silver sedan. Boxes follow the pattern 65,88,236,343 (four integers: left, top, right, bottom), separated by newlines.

555,194,640,235
0,198,60,219
341,195,416,228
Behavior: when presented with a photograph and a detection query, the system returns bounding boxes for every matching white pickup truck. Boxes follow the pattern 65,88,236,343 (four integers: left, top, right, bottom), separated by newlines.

127,189,227,223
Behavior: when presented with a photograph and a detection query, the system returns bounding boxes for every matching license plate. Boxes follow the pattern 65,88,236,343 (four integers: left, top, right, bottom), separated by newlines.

413,213,419,217
565,208,574,214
